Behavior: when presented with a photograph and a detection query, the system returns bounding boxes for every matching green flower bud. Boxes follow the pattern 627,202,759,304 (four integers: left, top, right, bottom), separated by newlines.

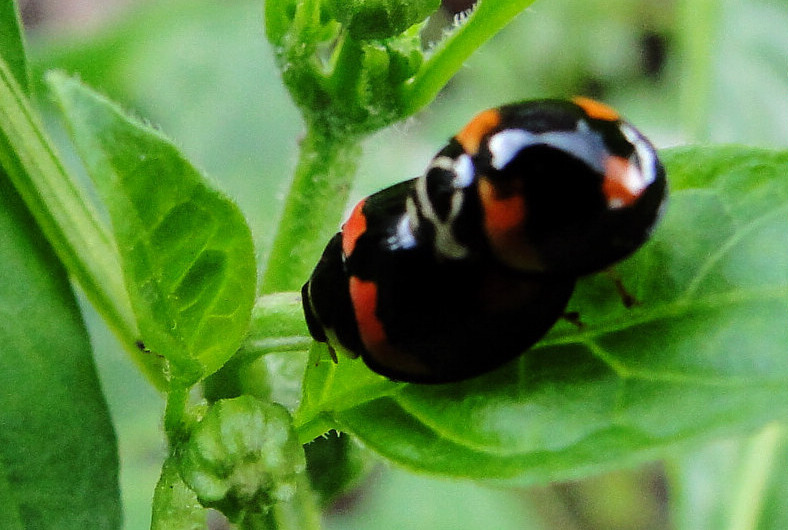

324,0,440,40
178,396,313,523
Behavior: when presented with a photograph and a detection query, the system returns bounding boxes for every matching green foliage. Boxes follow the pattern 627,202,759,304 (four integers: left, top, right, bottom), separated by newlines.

260,0,540,294
264,0,540,136
304,431,372,507
0,4,120,527
0,0,27,91
2,0,787,527
150,458,206,530
176,396,319,528
0,50,147,384
0,177,122,528
294,145,788,482
48,73,257,386
324,0,440,39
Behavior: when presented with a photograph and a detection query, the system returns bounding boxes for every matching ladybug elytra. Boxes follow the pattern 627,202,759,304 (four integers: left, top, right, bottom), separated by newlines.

302,98,667,383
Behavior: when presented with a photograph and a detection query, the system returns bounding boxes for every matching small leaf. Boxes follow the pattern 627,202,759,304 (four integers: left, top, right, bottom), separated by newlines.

0,0,29,93
324,0,440,39
295,342,402,442
151,457,208,530
304,430,373,507
48,73,257,385
263,0,293,47
0,176,121,526
300,145,788,483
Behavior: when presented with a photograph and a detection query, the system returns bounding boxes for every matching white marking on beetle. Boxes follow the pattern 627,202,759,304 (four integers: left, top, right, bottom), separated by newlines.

386,214,418,250
453,154,475,188
620,123,657,188
415,172,469,259
429,156,455,171
487,121,607,173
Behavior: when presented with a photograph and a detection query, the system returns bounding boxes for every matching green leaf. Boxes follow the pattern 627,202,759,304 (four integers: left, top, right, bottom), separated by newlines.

0,55,151,385
151,457,208,530
48,73,257,385
299,145,788,482
295,342,402,444
304,430,373,507
0,176,121,526
323,0,440,39
0,0,29,93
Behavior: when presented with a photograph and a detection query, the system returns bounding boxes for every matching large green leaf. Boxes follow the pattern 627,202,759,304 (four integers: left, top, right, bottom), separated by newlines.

298,145,788,482
48,73,257,385
0,176,121,526
0,9,120,524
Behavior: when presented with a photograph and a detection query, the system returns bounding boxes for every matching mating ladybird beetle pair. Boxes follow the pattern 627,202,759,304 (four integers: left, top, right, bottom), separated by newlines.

302,98,667,384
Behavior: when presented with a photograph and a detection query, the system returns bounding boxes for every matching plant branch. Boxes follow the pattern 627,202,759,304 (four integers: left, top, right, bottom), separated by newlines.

0,59,167,390
726,423,783,530
676,0,721,142
400,0,539,115
261,127,361,294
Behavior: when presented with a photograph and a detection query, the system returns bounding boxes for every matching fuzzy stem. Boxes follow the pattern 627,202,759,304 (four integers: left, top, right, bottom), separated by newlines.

400,0,539,115
261,126,361,294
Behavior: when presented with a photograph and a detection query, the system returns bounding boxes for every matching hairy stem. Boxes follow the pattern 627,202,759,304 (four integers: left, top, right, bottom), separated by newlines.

261,127,361,294
400,0,538,115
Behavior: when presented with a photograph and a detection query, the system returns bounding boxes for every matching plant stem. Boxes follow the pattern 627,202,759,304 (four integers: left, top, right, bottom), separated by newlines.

245,292,311,341
726,423,783,530
676,0,721,142
0,58,167,390
164,384,191,443
240,292,311,358
667,423,785,530
261,126,361,294
400,0,539,115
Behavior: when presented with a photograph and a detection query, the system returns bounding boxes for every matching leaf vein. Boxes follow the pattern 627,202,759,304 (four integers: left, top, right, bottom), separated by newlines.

539,286,788,348
681,203,788,299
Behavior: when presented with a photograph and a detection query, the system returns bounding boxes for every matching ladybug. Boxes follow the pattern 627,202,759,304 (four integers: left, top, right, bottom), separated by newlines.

302,98,667,383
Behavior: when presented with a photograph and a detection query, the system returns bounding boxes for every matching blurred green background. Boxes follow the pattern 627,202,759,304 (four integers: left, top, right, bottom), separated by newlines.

19,0,787,527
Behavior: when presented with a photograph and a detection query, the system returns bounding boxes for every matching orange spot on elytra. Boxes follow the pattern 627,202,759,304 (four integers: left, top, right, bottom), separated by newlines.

477,177,543,271
455,109,501,155
348,276,387,351
479,178,526,233
341,199,367,256
603,156,638,208
348,276,432,377
573,96,620,122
